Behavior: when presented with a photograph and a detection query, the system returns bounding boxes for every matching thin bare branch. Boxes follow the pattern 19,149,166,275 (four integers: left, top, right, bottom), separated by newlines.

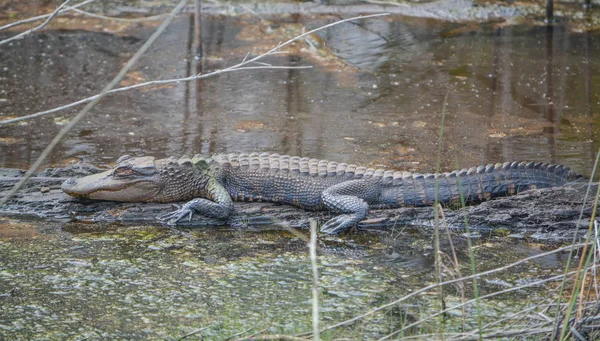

550,148,600,340
73,8,169,23
241,51,251,63
252,61,273,67
0,0,74,46
223,327,256,341
0,13,388,126
0,0,96,32
243,13,389,66
363,0,410,7
69,8,171,22
0,65,311,126
0,0,191,206
448,327,554,341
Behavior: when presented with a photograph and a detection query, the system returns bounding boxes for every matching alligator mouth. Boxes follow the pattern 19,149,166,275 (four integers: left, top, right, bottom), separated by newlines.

61,172,161,202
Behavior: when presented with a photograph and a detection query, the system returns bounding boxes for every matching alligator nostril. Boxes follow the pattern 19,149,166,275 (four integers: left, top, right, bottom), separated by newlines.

61,178,77,190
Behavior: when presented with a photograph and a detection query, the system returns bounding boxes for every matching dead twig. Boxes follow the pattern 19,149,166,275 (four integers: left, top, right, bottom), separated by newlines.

0,65,312,126
178,326,210,340
223,327,256,341
438,204,466,330
69,8,171,22
0,0,75,46
0,0,96,32
0,288,16,297
0,13,389,126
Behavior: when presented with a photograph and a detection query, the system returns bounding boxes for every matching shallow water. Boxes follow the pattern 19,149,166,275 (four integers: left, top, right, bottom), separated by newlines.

0,218,577,339
1,7,599,340
1,14,599,175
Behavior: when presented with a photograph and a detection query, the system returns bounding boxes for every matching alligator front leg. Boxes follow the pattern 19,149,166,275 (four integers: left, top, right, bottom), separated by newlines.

320,180,375,234
158,180,233,224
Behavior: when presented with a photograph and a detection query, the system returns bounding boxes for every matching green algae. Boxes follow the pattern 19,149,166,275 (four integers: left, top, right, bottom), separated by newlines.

0,217,585,340
0,221,408,340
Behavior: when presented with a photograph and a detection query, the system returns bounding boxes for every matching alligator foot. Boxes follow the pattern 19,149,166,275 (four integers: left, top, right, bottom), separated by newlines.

320,214,362,234
226,215,248,228
320,180,371,234
157,204,194,225
157,197,233,225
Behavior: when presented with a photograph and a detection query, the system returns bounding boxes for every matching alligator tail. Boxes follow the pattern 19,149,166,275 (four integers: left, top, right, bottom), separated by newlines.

394,161,583,207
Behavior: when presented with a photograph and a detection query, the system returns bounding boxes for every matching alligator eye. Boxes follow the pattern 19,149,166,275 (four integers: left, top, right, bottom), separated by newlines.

116,155,132,164
114,167,135,177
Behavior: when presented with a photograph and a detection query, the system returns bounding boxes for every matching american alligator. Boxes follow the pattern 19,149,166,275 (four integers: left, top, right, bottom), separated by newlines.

61,153,582,234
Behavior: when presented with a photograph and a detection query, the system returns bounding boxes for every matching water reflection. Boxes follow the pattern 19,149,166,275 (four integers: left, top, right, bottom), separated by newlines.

0,15,598,177
544,25,556,162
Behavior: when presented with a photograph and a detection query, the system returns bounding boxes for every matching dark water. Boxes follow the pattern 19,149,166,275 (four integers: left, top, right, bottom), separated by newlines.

1,15,599,176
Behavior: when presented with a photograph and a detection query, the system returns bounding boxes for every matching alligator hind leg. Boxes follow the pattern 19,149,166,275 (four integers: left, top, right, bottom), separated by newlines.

320,180,376,234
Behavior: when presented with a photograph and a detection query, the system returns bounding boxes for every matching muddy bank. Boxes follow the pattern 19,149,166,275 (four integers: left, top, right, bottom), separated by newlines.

198,0,528,22
0,163,594,240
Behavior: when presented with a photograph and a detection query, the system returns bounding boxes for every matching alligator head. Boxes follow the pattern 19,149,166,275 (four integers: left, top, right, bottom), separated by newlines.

61,154,213,203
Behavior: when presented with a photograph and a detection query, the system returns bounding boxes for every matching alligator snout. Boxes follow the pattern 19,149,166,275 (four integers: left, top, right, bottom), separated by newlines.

62,177,77,187
61,177,86,198
60,168,163,202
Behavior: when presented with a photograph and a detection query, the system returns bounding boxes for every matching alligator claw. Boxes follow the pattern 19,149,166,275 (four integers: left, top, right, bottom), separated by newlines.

320,215,356,234
157,206,194,225
227,216,246,228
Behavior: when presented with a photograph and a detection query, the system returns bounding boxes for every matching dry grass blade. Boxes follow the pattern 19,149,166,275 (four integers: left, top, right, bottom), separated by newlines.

309,219,320,341
438,204,466,331
432,93,448,339
300,241,592,336
559,165,600,340
235,335,309,341
378,264,600,340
